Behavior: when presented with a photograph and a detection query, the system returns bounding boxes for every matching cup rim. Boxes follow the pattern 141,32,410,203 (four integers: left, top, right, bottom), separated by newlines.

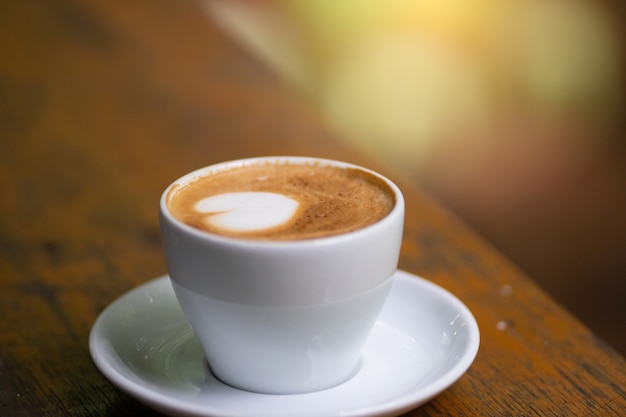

159,156,404,247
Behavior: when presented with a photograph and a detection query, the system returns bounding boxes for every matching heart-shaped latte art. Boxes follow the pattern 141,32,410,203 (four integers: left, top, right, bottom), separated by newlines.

195,192,299,232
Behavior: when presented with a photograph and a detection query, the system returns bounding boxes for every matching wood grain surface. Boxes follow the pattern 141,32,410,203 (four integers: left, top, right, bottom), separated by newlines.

1,1,624,416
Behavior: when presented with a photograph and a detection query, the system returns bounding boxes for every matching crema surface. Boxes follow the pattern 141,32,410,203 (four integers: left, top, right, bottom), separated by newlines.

167,162,395,240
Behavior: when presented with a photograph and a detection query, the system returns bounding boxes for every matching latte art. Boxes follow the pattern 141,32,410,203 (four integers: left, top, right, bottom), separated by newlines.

195,192,299,233
167,162,395,240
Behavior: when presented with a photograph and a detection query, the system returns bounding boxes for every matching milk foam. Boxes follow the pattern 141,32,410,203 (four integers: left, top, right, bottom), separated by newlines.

195,192,299,232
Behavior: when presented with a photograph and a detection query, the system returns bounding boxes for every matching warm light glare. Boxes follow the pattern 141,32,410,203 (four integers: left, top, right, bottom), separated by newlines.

276,0,622,170
206,0,622,185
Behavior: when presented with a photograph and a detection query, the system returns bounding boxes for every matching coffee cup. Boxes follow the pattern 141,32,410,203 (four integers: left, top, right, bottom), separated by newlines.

159,156,404,394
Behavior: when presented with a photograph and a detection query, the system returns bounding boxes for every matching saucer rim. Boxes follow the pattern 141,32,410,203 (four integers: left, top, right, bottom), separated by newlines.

89,270,480,417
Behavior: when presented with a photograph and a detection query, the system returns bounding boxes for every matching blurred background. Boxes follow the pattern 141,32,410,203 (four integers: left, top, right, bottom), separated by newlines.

202,0,625,354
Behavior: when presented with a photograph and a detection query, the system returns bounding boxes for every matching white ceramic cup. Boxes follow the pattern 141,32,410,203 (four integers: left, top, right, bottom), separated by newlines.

159,156,404,394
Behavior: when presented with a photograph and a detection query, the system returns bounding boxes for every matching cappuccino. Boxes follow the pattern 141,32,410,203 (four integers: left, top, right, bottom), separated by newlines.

166,161,395,240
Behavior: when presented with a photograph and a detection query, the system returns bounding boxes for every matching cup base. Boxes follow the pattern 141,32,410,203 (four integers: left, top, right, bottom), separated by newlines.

171,278,392,396
209,357,363,395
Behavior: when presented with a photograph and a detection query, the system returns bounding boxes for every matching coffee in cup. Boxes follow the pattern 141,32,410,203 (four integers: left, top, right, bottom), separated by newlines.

160,156,404,394
166,161,395,240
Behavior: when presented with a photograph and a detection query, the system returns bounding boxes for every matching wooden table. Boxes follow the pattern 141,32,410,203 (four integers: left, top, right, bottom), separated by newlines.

1,1,624,415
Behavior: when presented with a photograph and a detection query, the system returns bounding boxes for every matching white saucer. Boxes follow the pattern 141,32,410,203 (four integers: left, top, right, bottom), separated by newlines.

89,270,479,417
